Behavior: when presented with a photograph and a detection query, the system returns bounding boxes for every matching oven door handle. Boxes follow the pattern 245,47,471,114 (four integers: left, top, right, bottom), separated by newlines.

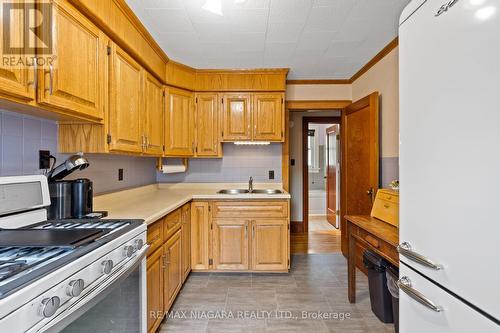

38,244,150,333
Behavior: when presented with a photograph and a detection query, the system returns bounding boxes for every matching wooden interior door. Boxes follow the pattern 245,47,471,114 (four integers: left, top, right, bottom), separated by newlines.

0,1,34,102
38,0,104,120
108,44,143,153
195,93,220,156
341,92,379,256
326,125,339,227
221,94,251,141
146,247,163,333
165,87,195,156
163,230,182,311
190,202,210,270
252,93,284,141
251,219,288,271
212,219,249,270
143,72,164,156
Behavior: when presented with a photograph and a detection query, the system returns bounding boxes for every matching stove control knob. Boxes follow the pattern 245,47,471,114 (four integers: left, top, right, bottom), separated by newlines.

39,296,60,318
101,260,114,274
124,245,134,258
67,279,85,297
134,239,144,251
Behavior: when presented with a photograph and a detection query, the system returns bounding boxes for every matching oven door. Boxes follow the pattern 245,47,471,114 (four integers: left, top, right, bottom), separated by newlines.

41,245,148,333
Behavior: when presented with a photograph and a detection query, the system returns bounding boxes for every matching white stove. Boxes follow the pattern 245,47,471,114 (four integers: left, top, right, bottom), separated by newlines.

0,176,148,333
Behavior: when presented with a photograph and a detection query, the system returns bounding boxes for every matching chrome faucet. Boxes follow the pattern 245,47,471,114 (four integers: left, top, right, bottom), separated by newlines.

249,176,253,192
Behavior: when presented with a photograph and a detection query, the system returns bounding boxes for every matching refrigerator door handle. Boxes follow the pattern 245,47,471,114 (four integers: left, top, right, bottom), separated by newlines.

398,276,443,313
397,242,443,270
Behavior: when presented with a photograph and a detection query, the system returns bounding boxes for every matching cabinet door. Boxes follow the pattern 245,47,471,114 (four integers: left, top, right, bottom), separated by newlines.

251,219,288,271
195,93,220,156
143,73,164,156
252,93,284,141
0,1,34,102
38,0,104,120
221,94,251,141
165,87,195,156
108,44,143,153
212,219,249,270
181,204,191,282
146,247,163,333
163,230,182,311
190,202,210,270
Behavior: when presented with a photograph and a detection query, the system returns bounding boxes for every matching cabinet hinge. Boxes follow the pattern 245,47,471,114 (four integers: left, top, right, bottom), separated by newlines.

210,223,213,230
221,131,224,137
336,210,340,215
209,259,213,265
106,134,112,144
162,91,165,97
221,99,224,104
162,145,165,151
106,46,111,55
208,205,211,212
281,98,284,104
195,97,198,103
287,224,290,230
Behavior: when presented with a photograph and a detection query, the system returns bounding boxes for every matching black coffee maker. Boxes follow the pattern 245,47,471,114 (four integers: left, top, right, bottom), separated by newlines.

47,155,102,220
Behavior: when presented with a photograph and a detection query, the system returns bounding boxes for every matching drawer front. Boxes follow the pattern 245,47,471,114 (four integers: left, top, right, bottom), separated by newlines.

212,201,289,218
164,208,182,240
147,220,164,255
371,197,399,227
355,227,399,265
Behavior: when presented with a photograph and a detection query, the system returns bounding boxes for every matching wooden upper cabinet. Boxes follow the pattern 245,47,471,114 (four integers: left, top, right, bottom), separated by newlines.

108,43,143,153
251,219,288,271
165,87,195,156
163,230,182,311
143,72,164,156
195,93,220,157
221,94,251,141
146,247,163,333
191,202,210,271
252,93,284,141
37,0,104,121
0,1,34,102
212,219,249,270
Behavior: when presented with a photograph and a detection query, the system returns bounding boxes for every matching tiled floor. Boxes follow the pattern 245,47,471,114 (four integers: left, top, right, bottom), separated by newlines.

159,254,394,333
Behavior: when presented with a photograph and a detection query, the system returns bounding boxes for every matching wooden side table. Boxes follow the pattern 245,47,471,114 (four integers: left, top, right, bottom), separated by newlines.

345,215,399,303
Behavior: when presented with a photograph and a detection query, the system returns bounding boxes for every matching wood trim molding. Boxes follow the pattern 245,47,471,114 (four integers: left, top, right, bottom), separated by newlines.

286,100,352,110
286,79,350,85
290,221,304,233
285,37,399,86
349,37,399,82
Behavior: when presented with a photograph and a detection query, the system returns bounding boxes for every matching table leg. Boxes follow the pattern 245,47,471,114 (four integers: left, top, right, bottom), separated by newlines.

347,222,356,303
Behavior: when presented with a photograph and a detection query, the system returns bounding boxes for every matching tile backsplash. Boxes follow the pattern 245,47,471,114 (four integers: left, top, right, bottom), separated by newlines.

0,110,157,194
157,143,282,183
0,110,58,176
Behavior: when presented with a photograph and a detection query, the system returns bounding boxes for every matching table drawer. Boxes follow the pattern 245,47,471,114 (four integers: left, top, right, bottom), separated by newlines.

147,220,163,255
163,208,182,240
212,201,288,218
355,226,399,264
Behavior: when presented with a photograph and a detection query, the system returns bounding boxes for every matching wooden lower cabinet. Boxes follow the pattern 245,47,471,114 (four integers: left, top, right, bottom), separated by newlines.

190,202,210,270
212,219,249,270
163,230,182,310
251,219,288,271
146,247,163,333
181,204,191,282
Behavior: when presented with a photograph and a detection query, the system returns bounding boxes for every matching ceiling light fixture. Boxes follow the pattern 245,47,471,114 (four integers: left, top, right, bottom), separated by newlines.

234,0,248,4
202,0,223,16
234,141,271,145
475,6,497,20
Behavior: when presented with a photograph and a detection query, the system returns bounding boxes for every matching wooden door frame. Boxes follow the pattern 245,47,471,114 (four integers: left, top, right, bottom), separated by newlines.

325,124,339,227
283,100,351,233
302,117,341,233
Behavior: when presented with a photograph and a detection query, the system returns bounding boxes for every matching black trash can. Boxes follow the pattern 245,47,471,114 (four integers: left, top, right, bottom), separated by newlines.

362,250,394,323
386,265,399,333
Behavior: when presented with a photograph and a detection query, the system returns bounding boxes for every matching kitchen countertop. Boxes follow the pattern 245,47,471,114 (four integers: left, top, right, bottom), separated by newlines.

94,183,290,226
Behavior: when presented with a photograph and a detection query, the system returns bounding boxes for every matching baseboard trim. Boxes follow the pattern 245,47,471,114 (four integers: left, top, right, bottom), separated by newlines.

290,221,304,233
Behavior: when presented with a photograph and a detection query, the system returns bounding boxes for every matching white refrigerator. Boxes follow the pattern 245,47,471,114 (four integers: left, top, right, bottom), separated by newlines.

399,0,500,332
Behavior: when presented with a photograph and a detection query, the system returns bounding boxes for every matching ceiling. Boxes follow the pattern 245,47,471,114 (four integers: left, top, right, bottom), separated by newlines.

126,0,411,79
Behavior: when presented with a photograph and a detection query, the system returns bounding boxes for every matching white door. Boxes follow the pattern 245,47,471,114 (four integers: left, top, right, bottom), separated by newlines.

399,264,499,332
399,0,500,320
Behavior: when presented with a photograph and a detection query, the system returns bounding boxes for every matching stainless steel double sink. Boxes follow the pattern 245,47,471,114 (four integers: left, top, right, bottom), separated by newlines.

217,188,283,195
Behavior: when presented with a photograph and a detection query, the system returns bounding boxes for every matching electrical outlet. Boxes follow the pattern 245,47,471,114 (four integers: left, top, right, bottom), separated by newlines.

118,168,124,181
39,150,51,169
291,159,295,166
268,170,275,180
